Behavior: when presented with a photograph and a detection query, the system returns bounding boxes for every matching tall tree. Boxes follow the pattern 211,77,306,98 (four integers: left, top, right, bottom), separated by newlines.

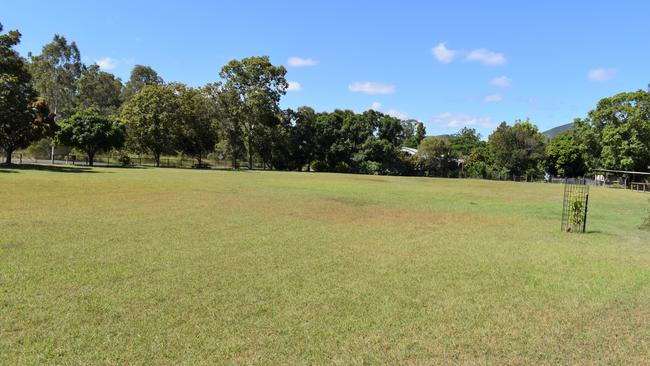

417,136,455,176
120,84,180,166
488,120,546,177
29,35,83,117
575,90,650,171
175,85,218,164
0,24,56,163
121,65,163,101
77,64,122,115
450,127,482,158
219,56,288,169
545,131,587,177
56,108,124,166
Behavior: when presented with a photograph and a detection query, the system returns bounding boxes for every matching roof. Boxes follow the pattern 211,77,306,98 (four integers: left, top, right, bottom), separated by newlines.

593,169,650,176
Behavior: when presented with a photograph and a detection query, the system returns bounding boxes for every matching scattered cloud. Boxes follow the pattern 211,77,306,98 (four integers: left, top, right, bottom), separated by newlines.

95,57,119,70
432,42,457,64
466,48,506,65
349,82,396,95
483,93,503,103
370,101,382,110
286,81,302,91
491,76,512,88
386,109,409,120
287,57,319,67
432,112,497,129
588,68,616,82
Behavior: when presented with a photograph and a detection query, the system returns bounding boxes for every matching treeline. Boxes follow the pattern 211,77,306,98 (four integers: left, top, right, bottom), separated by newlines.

2,24,649,178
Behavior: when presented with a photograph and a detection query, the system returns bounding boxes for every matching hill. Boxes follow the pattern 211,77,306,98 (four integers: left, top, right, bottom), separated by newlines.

542,122,574,139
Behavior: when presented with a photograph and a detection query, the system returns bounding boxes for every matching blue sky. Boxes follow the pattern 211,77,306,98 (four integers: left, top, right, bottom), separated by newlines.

4,0,650,136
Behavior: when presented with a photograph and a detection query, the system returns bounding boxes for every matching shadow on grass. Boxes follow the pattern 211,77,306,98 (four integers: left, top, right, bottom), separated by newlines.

0,164,102,173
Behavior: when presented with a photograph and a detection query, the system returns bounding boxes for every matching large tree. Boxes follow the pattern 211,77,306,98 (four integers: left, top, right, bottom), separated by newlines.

56,108,124,166
545,131,587,177
29,35,83,117
121,65,163,101
77,64,122,114
219,56,288,169
488,120,546,177
175,85,218,164
0,24,56,163
575,90,650,171
450,127,483,158
120,84,180,166
417,136,455,176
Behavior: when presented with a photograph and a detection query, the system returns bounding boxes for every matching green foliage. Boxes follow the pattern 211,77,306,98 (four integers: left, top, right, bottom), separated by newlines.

545,131,587,177
488,119,546,177
219,56,288,168
0,24,56,163
450,127,483,158
567,196,586,232
121,65,163,102
56,108,125,166
575,90,650,171
76,64,122,115
28,34,83,117
120,84,180,166
417,136,456,176
174,84,218,164
118,153,131,167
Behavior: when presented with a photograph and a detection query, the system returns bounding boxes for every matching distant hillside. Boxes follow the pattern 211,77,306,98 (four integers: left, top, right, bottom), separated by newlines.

542,123,574,139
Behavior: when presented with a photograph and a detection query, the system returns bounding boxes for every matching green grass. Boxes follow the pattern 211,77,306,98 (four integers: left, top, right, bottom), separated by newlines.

2,165,650,364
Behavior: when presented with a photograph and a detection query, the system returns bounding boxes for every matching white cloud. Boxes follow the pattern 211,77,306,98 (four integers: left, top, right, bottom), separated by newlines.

466,48,506,65
286,81,302,91
432,112,496,129
370,101,382,111
95,57,119,70
287,57,319,67
588,68,616,82
491,76,512,88
483,93,503,103
386,109,409,120
348,82,396,95
432,42,457,64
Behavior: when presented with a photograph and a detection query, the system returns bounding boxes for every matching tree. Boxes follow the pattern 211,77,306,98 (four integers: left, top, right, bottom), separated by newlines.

488,120,546,178
29,35,83,117
175,85,218,164
417,136,455,176
56,108,124,166
219,56,288,169
121,65,163,101
77,64,122,115
545,131,587,177
403,121,426,148
450,127,482,158
120,84,180,166
0,24,56,163
575,90,650,171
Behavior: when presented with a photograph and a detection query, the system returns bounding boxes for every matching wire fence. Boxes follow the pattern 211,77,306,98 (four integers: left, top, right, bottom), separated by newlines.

561,179,590,233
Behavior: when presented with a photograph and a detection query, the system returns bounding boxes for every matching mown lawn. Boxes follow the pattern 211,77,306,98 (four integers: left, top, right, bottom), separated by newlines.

1,165,649,364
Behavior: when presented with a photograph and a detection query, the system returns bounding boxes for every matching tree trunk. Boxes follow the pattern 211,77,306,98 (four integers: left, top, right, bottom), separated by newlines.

88,152,95,166
5,148,13,164
247,130,253,170
154,153,161,167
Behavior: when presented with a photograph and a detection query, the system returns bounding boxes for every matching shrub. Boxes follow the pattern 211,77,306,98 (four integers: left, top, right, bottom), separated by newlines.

118,154,132,167
311,160,327,172
567,196,586,232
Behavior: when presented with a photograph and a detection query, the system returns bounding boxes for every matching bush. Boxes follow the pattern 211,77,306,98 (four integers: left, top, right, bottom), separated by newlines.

118,154,132,167
311,160,327,172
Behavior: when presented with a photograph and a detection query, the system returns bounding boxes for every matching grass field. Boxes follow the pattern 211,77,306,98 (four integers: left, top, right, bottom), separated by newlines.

2,165,650,364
